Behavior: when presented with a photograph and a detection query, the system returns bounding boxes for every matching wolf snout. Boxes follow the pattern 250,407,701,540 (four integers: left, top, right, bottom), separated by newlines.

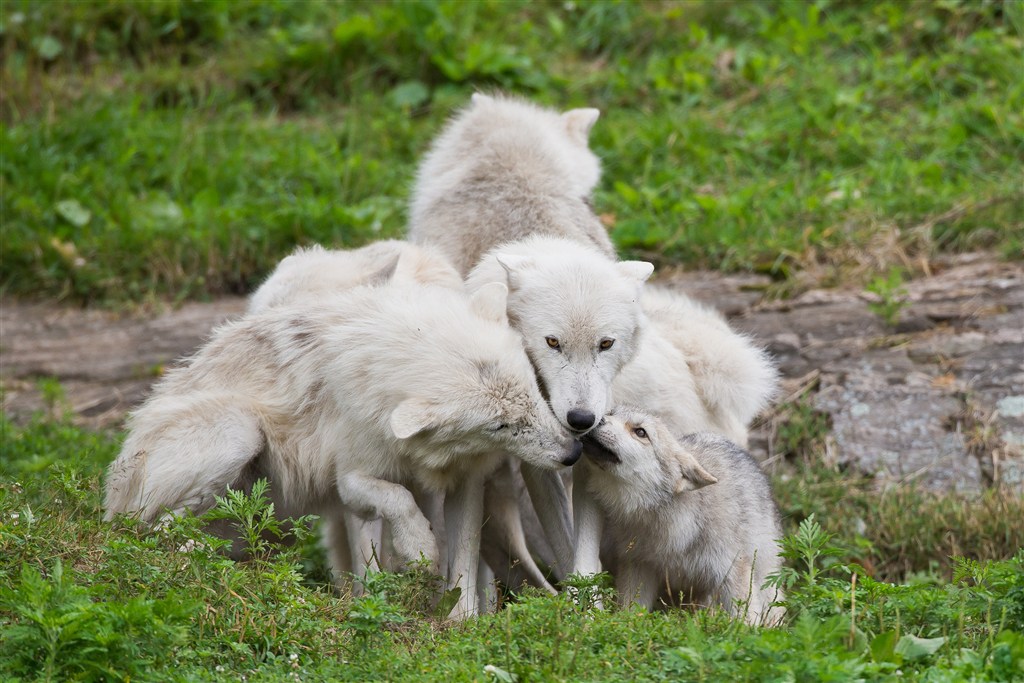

560,439,583,466
566,408,596,432
581,433,621,465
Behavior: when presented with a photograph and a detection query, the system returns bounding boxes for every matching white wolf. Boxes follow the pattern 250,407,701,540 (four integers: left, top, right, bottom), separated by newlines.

103,275,581,620
582,407,785,625
466,235,653,578
248,240,463,313
407,93,654,582
615,285,779,448
247,240,463,591
409,92,614,275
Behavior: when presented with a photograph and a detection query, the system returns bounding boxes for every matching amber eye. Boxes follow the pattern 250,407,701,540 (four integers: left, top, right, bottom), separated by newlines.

599,338,615,351
633,427,648,439
545,336,561,349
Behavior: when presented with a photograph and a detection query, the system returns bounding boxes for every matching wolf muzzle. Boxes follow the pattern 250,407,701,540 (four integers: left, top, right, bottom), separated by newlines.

561,439,583,466
581,434,621,465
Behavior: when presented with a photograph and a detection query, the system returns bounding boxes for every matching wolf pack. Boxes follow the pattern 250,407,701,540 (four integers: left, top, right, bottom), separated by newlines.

103,93,785,625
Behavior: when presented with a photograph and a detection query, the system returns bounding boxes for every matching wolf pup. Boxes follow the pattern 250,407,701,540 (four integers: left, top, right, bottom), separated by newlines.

582,407,785,625
104,274,580,620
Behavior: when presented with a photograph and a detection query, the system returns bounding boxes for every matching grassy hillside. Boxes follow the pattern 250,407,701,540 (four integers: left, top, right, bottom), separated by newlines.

2,0,1021,304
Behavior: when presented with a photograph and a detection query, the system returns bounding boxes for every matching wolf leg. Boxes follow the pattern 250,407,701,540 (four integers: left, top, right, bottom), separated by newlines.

336,473,439,572
484,461,558,593
616,562,658,610
571,464,604,576
444,472,486,620
520,463,574,580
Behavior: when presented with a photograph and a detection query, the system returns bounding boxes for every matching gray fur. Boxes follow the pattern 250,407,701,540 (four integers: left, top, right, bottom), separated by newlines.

584,407,785,625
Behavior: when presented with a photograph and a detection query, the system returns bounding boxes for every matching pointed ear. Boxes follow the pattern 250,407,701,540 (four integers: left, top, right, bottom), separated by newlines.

471,92,493,106
494,254,534,292
562,107,600,144
617,260,655,283
367,254,402,286
390,398,437,440
469,282,508,324
672,446,718,494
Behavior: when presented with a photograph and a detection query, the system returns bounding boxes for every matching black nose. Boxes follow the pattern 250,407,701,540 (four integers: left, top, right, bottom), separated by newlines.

566,409,596,431
561,439,583,466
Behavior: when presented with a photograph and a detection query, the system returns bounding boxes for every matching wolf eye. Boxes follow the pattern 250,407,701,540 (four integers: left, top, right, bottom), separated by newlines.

599,338,615,351
491,424,509,432
632,427,648,440
545,336,561,350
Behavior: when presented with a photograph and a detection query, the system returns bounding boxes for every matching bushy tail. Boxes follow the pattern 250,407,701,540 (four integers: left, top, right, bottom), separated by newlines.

646,287,779,442
103,392,265,525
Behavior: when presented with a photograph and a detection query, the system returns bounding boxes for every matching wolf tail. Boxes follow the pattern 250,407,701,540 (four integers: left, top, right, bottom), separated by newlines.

103,392,265,525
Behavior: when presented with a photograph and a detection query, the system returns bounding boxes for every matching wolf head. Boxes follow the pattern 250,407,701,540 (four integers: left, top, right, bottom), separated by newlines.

582,407,717,516
387,282,582,472
467,237,653,435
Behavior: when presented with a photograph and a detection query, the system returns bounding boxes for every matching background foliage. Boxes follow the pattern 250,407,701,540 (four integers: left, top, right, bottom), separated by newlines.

2,0,1021,304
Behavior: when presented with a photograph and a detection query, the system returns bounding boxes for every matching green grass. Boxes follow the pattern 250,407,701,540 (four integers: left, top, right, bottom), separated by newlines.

2,411,1022,681
2,0,1021,304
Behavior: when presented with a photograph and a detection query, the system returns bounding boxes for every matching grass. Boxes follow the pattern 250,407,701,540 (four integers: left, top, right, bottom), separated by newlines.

2,409,1022,681
1,0,1021,304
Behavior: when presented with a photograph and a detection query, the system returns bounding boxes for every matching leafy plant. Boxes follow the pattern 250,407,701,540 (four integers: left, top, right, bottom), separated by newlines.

866,267,910,326
0,560,195,682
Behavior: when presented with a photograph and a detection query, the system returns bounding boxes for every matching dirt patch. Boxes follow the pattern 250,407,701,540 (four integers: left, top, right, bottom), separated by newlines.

3,253,1021,493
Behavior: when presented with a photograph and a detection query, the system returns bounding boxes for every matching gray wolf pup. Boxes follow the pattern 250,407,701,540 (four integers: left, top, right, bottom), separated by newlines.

582,407,785,625
104,273,580,620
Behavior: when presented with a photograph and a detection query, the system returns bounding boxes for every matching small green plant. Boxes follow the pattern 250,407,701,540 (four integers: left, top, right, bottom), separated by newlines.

866,268,909,327
766,514,846,593
203,477,316,561
561,571,615,611
346,570,410,641
0,560,195,682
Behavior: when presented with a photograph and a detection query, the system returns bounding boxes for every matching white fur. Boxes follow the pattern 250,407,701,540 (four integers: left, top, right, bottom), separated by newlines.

409,93,613,275
103,278,578,620
466,236,653,579
583,408,785,625
408,93,650,583
467,235,653,431
249,240,463,313
615,285,779,447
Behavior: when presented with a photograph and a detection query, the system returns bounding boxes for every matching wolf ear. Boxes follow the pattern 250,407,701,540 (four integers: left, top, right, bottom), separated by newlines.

617,260,655,284
390,398,438,440
494,254,534,292
672,446,718,494
469,282,509,324
562,107,600,144
366,254,402,286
